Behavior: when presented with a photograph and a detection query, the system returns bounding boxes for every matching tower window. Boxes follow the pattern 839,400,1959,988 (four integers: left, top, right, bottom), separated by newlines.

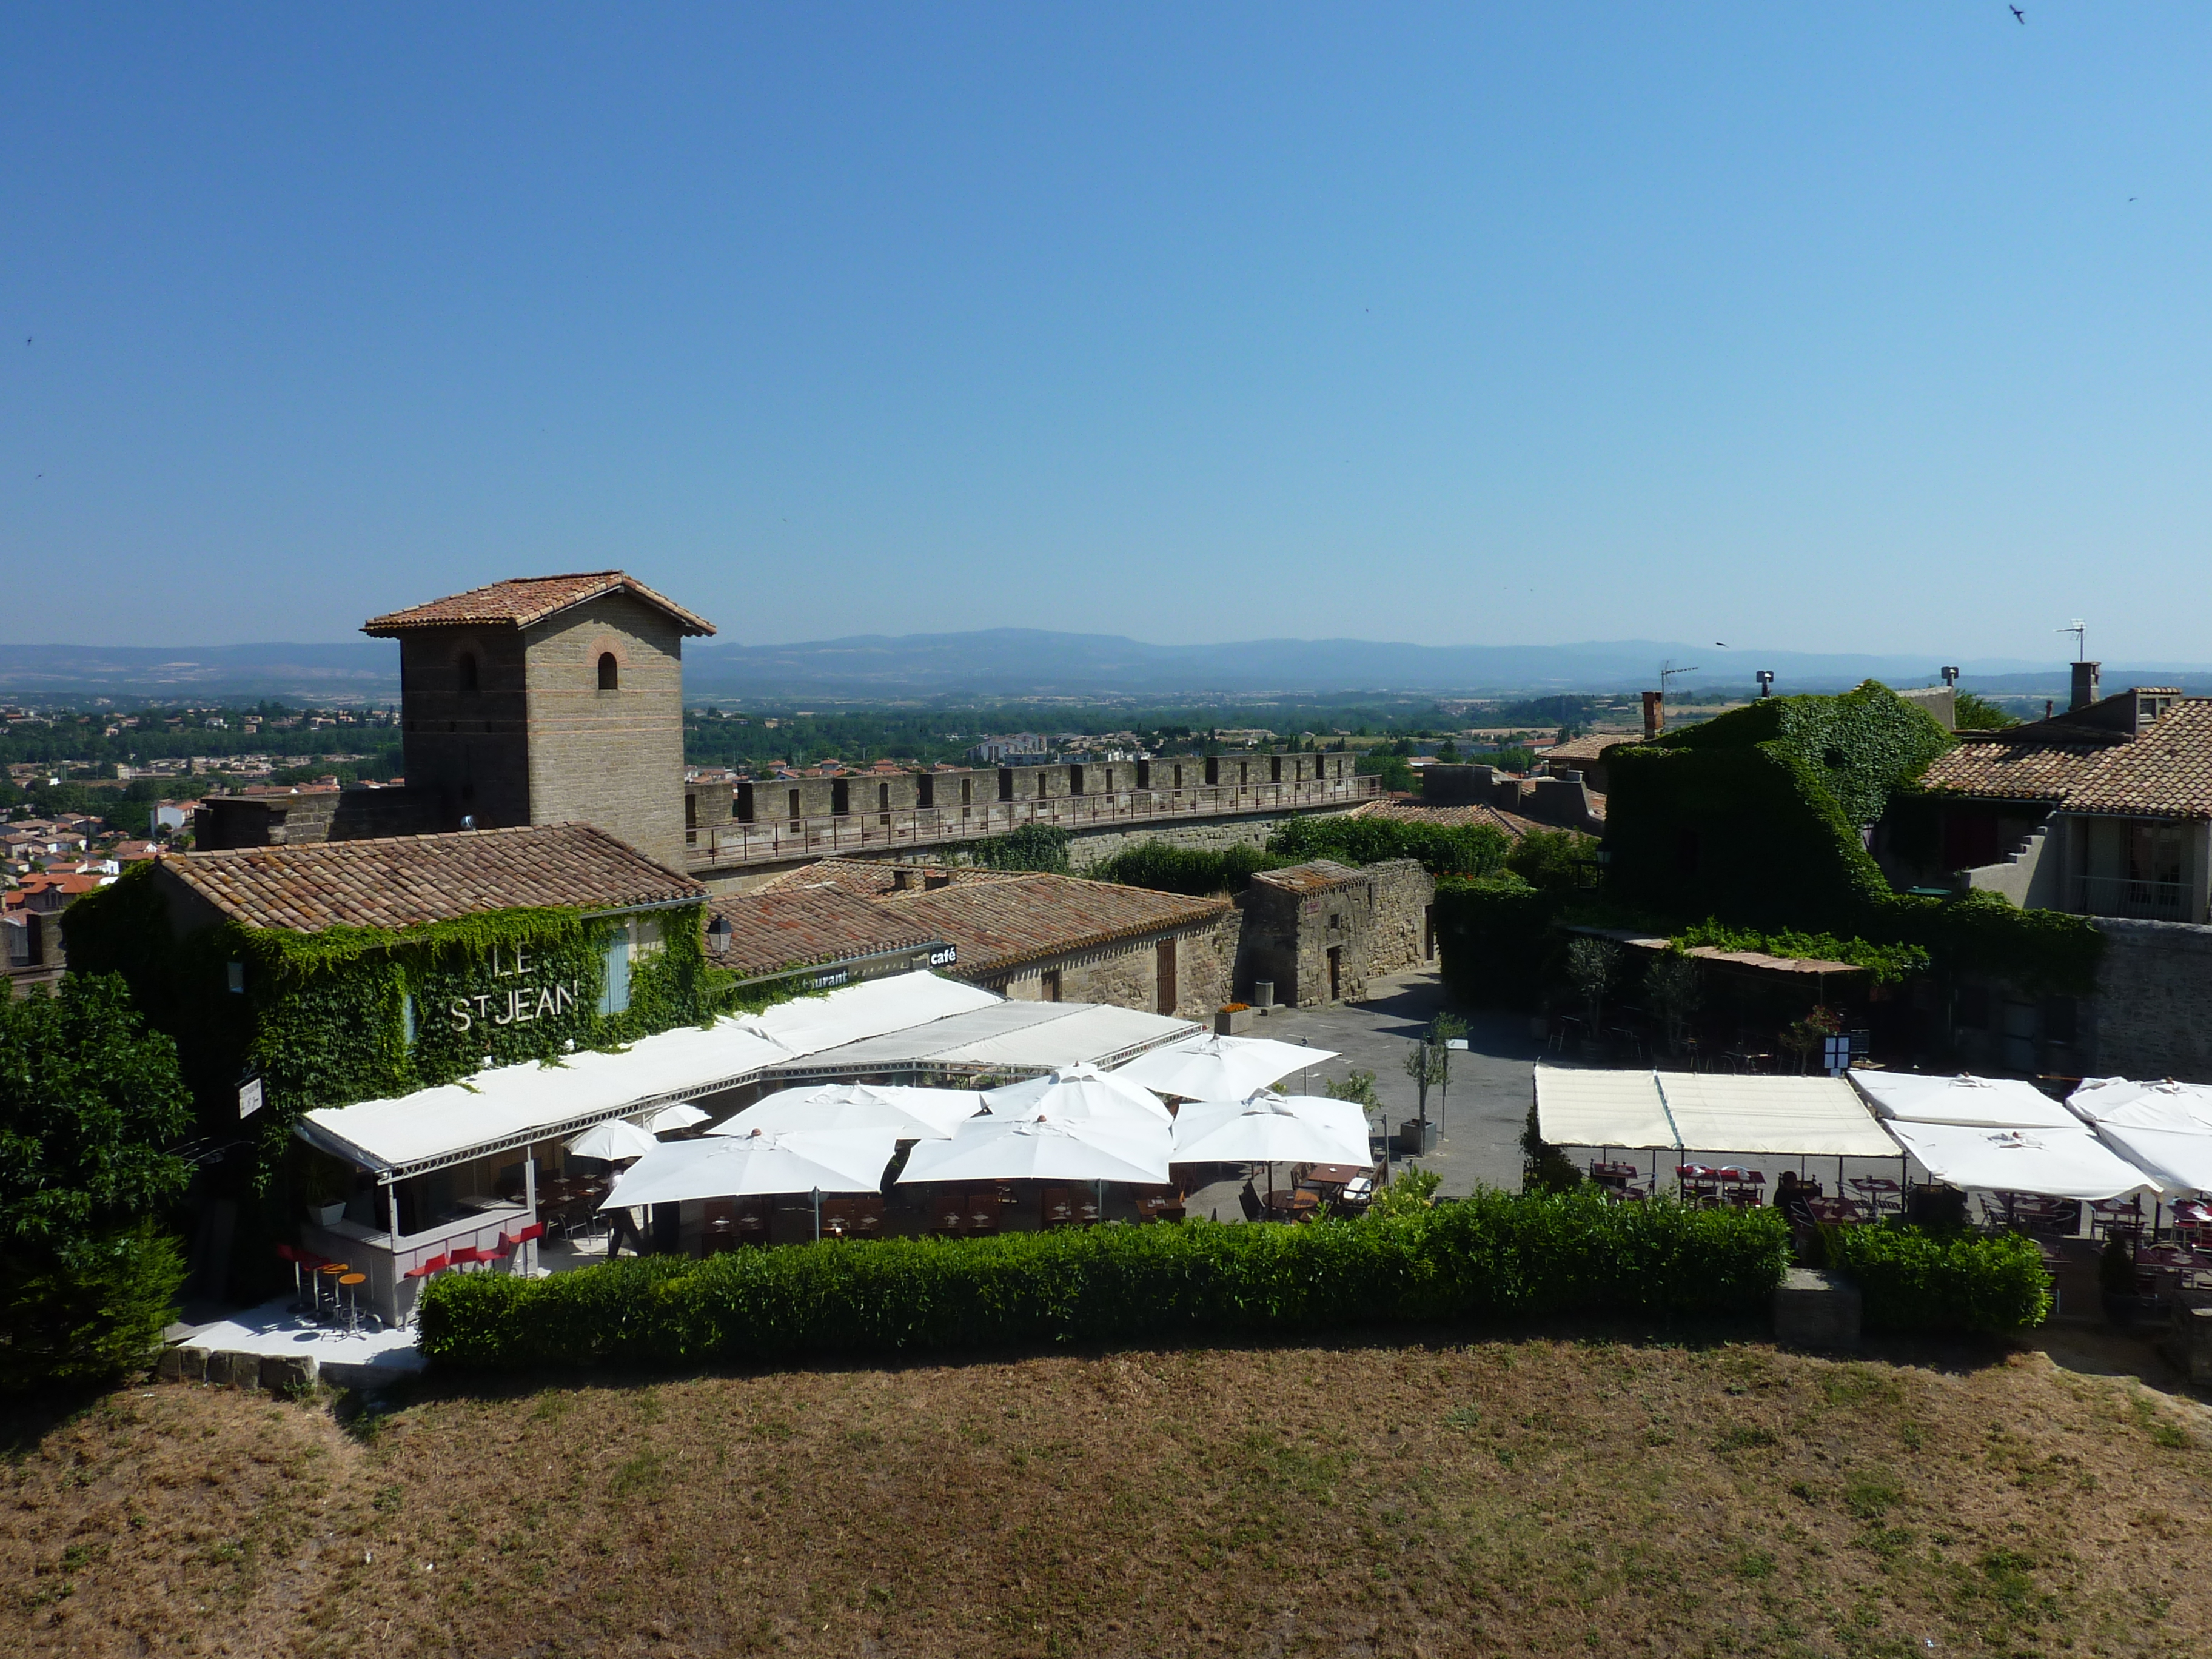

458,652,479,694
597,652,620,691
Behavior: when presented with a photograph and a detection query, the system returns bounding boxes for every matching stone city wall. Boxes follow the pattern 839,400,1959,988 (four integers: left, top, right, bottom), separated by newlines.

2083,917,2212,1082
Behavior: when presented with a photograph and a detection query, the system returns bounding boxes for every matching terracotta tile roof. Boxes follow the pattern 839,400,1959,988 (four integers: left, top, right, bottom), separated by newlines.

1916,697,2212,818
1352,799,1541,838
751,859,1025,897
163,823,705,933
361,571,716,637
877,874,1228,978
705,883,936,978
1248,859,1367,896
1547,732,1629,763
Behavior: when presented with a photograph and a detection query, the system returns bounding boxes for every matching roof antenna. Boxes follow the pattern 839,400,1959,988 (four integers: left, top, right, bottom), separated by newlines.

2058,619,2085,662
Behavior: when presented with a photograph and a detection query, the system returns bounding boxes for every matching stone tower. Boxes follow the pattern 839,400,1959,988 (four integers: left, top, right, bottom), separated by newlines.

363,571,715,870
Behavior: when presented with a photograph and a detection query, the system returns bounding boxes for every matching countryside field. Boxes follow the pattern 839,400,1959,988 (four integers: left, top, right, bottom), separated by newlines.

5,1332,2210,1658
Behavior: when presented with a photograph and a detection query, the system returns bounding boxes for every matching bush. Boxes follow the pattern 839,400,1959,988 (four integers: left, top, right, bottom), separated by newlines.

0,974,195,1390
1089,840,1291,895
1432,875,1569,1010
0,1224,188,1390
962,825,1073,874
1822,1222,2052,1334
417,1192,1794,1371
1269,814,1510,879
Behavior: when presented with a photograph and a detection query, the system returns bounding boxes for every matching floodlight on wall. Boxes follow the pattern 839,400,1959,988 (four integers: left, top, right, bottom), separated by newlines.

1941,666,1960,688
1755,670,1775,699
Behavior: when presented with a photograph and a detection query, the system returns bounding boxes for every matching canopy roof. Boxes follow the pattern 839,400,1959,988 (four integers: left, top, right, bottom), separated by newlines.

295,973,1002,1177
1535,1067,1677,1150
1882,1119,2159,1201
1849,1071,2078,1130
1533,1067,1897,1158
767,1000,1197,1081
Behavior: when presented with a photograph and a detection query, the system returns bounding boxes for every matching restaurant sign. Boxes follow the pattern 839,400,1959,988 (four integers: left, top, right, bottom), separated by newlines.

446,945,589,1034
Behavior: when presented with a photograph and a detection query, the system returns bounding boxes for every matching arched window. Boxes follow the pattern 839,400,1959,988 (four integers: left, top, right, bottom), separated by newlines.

458,652,479,694
597,652,619,691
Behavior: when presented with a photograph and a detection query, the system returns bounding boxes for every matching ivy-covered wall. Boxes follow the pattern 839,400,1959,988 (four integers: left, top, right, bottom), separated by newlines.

1603,683,1955,929
64,864,713,1168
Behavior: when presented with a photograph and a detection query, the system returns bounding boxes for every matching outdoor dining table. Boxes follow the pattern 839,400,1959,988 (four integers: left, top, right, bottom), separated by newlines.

1804,1196,1865,1225
1848,1176,1902,1215
1266,1189,1320,1219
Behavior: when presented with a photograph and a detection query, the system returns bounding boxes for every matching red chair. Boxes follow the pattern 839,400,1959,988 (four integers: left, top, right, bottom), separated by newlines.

278,1244,321,1310
404,1252,451,1282
484,1235,520,1271
447,1245,486,1272
508,1221,546,1272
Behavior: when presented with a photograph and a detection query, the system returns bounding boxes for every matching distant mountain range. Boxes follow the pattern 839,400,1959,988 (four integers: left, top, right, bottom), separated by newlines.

1,631,2207,703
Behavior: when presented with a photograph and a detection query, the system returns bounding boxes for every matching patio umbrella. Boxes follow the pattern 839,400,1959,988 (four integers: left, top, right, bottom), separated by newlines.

1170,1093,1372,1167
711,1082,980,1141
566,1118,660,1161
898,1111,1171,1186
601,1126,900,1209
643,1102,711,1134
1115,1034,1341,1101
983,1065,1170,1127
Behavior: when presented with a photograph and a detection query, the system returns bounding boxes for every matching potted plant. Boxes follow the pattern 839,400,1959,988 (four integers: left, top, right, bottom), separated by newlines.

300,1154,350,1228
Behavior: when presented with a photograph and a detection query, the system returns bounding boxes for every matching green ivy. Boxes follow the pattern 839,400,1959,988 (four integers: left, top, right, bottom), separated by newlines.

64,865,721,1168
1669,919,1931,984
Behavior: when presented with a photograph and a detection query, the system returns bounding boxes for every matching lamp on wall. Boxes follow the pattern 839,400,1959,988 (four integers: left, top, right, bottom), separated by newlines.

706,913,733,954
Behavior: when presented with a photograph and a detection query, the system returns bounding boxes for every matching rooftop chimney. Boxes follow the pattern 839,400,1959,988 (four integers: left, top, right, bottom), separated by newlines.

1641,691,1665,741
2070,660,2101,712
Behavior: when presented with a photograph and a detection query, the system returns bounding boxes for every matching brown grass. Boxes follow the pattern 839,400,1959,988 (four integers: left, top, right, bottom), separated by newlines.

5,1333,2212,1657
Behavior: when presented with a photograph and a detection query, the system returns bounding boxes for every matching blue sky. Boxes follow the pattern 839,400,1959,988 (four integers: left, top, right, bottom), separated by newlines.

2,5,2207,659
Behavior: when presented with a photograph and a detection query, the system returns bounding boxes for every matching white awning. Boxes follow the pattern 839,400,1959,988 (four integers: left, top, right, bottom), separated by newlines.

1883,1119,2161,1201
295,971,1004,1178
1658,1074,1900,1159
770,1000,1199,1079
1533,1067,1899,1158
1533,1067,1677,1150
2068,1078,2212,1194
1849,1071,2078,1130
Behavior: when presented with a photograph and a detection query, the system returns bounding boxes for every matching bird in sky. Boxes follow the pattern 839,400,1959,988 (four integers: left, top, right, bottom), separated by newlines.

2009,5,2025,20
1715,641,1730,648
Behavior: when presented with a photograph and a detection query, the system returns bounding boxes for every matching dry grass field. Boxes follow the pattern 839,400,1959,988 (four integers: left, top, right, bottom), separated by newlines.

5,1332,2211,1658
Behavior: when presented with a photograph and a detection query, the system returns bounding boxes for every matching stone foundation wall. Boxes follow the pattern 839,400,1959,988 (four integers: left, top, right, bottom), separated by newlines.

1364,859,1436,979
2083,918,2212,1081
986,915,1236,1021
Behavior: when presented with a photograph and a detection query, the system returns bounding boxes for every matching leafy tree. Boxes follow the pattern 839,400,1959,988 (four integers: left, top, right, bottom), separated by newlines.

1435,739,1460,763
1356,753,1415,793
1520,1104,1583,1193
0,974,194,1389
1642,951,1702,1055
1565,936,1622,1029
1951,691,2019,731
1504,828,1599,892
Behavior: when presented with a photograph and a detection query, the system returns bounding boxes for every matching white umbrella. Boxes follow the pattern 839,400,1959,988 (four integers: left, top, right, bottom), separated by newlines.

2068,1078,2212,1194
601,1126,899,1209
1880,1120,2160,1203
898,1112,1171,1186
643,1102,711,1134
712,1082,980,1141
983,1065,1170,1127
566,1118,660,1161
1170,1093,1372,1167
1115,1034,1339,1100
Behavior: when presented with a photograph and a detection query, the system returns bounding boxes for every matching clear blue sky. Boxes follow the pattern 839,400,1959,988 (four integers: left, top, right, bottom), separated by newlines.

2,5,2207,660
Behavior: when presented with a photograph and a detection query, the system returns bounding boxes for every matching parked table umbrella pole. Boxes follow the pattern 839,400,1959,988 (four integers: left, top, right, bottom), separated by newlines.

812,1185,822,1244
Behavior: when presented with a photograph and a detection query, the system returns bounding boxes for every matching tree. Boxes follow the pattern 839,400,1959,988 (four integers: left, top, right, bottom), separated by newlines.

1435,739,1460,763
1403,1037,1447,1140
1565,937,1622,1030
1427,1012,1467,1125
1952,691,2020,731
1642,951,1702,1056
1505,828,1598,892
0,974,194,1390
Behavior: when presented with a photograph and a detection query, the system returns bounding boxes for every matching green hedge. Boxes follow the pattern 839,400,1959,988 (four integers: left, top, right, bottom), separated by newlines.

1432,876,1570,1010
418,1193,1792,1370
1267,814,1511,879
1823,1222,2053,1333
1088,840,1292,896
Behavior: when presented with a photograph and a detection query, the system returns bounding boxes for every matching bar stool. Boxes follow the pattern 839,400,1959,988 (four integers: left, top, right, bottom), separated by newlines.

338,1272,367,1335
315,1261,350,1321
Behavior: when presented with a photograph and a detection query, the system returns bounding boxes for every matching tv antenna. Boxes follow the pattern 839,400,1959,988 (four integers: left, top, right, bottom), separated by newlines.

1658,660,1701,701
2058,620,2085,662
